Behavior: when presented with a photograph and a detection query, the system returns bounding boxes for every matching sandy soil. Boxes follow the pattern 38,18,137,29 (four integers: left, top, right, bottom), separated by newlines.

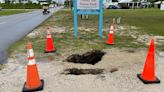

0,48,164,92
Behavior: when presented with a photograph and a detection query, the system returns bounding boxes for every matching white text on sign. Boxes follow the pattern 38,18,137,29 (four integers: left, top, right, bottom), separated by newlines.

77,0,100,10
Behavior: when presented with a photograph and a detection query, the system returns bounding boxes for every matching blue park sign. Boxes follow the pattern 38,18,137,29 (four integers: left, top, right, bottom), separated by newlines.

73,0,103,38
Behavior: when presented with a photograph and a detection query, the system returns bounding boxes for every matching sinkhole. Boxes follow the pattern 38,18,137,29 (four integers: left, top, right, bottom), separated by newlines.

65,50,105,65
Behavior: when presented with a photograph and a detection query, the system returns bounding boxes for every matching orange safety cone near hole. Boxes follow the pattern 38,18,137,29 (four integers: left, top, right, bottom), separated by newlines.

45,27,56,53
137,38,160,84
106,24,115,45
22,43,44,92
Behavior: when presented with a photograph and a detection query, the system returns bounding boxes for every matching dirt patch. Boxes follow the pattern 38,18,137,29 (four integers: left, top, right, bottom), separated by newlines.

0,64,4,70
154,36,164,45
65,50,105,65
116,25,164,46
116,25,150,44
26,26,66,39
63,68,104,75
123,49,136,53
2,48,164,92
110,68,118,73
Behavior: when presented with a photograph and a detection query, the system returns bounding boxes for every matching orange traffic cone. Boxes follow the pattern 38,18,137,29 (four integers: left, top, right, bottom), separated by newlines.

110,23,115,31
106,24,115,45
23,43,44,92
45,27,56,53
137,38,160,84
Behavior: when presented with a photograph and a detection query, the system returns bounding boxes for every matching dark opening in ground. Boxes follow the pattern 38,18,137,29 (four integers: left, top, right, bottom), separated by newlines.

65,50,105,65
63,68,104,75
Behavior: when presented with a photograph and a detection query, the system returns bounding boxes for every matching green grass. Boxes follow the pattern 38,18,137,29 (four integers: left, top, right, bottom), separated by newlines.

9,29,146,58
44,8,164,36
7,38,29,55
7,8,164,59
43,8,162,50
104,8,164,36
0,9,32,16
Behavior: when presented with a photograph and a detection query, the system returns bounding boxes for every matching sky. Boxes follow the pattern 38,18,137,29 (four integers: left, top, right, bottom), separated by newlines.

53,0,65,4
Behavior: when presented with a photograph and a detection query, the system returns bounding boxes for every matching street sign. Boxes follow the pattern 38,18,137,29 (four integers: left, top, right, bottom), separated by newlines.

77,0,100,10
73,0,103,38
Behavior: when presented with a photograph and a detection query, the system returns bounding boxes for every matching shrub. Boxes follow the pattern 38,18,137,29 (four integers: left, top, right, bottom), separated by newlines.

119,3,130,9
0,3,42,9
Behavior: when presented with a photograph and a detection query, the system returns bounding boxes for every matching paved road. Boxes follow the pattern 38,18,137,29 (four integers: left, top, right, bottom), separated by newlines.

0,7,63,63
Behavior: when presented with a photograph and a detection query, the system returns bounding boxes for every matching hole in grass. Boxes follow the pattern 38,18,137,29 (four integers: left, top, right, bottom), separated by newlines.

63,68,104,75
65,50,105,65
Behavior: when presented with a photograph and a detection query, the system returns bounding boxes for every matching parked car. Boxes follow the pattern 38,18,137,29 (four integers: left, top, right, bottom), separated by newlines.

107,5,121,9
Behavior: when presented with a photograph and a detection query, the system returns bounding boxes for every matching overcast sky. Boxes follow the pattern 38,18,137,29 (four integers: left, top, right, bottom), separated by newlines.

53,0,65,4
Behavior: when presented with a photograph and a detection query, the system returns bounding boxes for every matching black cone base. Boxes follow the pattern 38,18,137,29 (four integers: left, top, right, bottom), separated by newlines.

22,79,44,92
106,41,114,45
45,50,56,53
106,42,114,45
137,74,160,84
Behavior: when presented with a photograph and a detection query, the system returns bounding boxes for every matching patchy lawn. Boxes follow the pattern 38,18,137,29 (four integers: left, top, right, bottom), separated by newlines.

106,8,164,36
7,8,164,60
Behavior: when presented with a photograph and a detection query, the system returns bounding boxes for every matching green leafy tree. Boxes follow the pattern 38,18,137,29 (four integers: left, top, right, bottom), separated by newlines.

52,1,56,4
64,0,73,9
64,0,69,8
47,0,52,4
148,0,157,3
5,0,11,4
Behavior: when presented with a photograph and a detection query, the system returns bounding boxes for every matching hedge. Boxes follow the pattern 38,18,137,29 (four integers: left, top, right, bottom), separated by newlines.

0,3,42,9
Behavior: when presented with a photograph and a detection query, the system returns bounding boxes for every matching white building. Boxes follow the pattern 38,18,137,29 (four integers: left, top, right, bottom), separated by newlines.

154,1,164,10
103,0,119,8
118,0,151,8
103,0,151,9
154,1,164,5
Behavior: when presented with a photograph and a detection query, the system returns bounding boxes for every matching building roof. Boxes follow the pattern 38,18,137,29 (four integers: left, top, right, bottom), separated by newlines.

154,1,164,5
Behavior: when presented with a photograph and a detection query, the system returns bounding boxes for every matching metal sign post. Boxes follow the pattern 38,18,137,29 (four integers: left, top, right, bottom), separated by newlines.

73,0,103,38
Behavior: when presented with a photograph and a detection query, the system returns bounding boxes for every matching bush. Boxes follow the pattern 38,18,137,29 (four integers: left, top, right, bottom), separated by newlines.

64,0,73,8
64,1,69,8
0,3,42,9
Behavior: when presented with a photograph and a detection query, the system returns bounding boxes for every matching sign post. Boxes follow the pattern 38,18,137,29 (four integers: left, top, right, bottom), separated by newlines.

73,0,103,38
